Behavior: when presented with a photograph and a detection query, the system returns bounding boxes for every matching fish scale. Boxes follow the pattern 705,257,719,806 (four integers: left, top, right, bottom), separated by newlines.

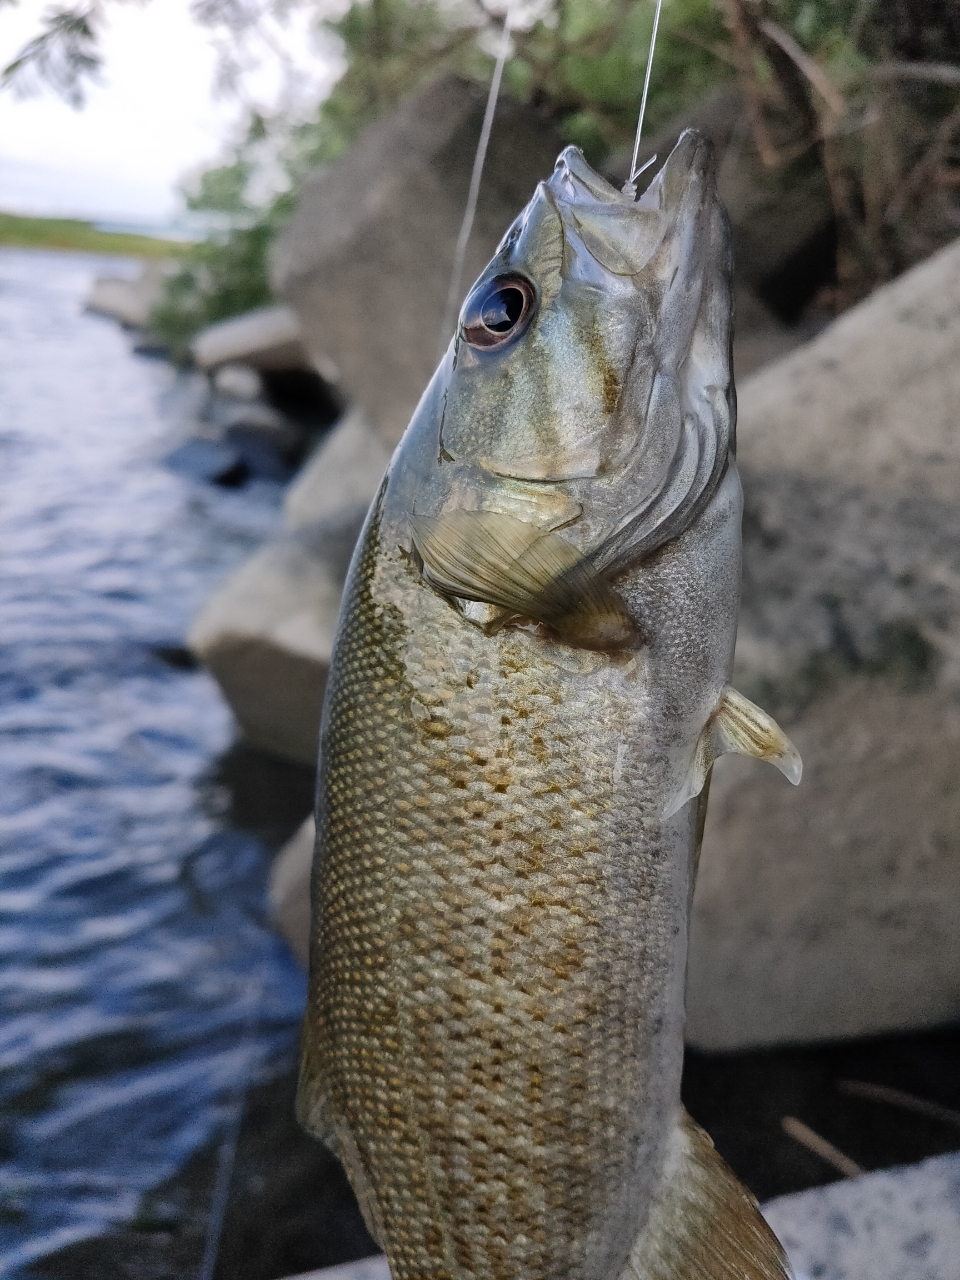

300,133,800,1280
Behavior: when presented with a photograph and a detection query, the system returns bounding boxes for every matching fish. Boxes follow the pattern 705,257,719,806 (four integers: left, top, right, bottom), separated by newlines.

298,129,802,1280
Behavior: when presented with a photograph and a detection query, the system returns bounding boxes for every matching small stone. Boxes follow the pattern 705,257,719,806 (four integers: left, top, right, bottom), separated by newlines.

269,816,315,968
213,363,264,400
276,1257,390,1280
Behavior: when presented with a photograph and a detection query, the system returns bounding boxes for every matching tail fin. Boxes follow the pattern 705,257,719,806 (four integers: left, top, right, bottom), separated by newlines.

619,1110,792,1280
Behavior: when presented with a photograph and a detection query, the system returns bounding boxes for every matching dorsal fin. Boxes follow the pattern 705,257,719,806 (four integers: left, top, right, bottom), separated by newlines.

619,1109,793,1280
666,686,802,817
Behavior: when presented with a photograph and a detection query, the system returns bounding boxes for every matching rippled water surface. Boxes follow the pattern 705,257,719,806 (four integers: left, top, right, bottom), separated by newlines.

0,249,308,1275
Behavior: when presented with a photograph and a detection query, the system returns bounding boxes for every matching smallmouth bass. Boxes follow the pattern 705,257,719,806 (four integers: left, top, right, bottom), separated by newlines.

299,130,801,1280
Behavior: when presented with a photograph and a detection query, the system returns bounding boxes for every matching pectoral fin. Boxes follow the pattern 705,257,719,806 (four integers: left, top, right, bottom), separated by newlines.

666,686,802,818
412,510,637,651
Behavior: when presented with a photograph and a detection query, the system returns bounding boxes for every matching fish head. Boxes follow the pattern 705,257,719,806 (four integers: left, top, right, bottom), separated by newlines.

398,129,736,650
444,131,725,482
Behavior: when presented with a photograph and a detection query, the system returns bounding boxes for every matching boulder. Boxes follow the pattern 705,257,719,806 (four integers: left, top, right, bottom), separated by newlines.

763,1152,960,1280
269,816,314,968
86,259,177,329
270,74,564,446
686,236,960,1050
188,506,367,764
191,304,314,373
284,409,391,530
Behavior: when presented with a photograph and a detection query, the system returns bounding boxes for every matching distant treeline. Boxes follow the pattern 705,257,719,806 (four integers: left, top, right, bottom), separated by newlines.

0,212,185,258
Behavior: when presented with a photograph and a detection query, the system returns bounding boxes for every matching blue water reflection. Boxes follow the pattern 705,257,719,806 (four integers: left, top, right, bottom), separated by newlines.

0,249,307,1274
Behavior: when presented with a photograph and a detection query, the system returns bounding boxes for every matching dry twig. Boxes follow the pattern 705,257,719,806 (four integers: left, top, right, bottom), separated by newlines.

838,1079,960,1131
781,1117,864,1178
872,62,960,88
758,18,846,118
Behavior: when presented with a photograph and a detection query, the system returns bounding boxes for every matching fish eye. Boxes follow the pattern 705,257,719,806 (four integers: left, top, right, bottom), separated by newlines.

461,274,536,350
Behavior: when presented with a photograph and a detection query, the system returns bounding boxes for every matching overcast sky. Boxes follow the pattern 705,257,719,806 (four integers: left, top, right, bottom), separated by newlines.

0,0,338,224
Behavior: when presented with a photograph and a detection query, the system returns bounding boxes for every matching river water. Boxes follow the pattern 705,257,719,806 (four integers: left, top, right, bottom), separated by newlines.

0,248,309,1275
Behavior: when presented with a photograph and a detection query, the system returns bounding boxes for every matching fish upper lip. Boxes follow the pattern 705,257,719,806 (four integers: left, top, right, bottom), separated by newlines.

551,145,626,205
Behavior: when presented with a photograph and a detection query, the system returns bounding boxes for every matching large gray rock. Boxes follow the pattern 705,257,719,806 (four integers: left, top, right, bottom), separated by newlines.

687,235,960,1050
191,304,312,372
270,74,563,446
188,507,366,764
285,409,391,530
763,1153,960,1280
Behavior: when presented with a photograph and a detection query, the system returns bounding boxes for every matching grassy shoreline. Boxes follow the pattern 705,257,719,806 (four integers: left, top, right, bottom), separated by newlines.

0,211,189,258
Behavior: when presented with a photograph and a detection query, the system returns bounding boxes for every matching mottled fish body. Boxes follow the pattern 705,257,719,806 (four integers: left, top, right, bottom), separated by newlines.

299,131,800,1280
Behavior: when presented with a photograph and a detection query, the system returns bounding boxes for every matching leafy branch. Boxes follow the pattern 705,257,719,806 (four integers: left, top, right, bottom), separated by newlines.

2,4,104,107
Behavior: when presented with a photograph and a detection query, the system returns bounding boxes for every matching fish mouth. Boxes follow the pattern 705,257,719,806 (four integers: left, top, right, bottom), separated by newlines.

545,131,719,280
550,130,717,211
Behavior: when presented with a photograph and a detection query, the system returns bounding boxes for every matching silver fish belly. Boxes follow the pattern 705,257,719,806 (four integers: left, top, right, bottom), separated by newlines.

299,130,800,1280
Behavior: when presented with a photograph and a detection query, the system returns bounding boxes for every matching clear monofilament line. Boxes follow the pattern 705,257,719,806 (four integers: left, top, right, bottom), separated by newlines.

623,0,664,197
438,4,515,359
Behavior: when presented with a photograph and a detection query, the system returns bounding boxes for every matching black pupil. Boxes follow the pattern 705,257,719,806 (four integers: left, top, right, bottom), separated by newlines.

481,287,524,332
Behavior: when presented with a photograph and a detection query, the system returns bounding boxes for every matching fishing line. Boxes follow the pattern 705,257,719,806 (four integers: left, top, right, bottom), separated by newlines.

438,3,516,359
622,0,664,198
